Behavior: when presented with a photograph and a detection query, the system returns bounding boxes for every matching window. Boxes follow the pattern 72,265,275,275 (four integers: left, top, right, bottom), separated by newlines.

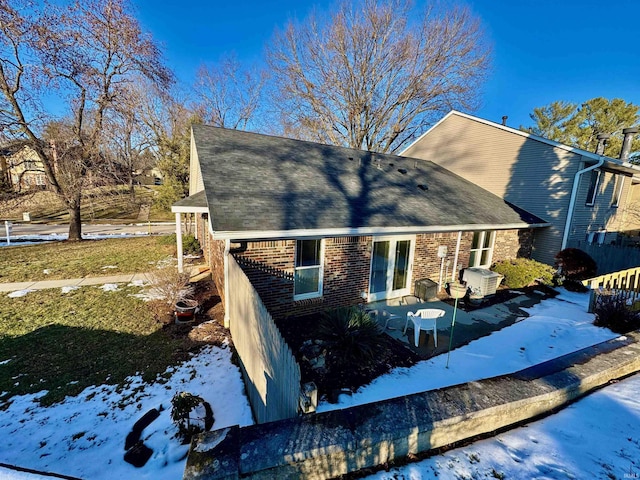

294,239,323,299
586,169,601,206
612,174,625,207
469,231,495,268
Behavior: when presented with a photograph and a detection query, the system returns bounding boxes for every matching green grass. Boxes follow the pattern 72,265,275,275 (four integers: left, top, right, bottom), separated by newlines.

0,236,176,283
0,286,184,406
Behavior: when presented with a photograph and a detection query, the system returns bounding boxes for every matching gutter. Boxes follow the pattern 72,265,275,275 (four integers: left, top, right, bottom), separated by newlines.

561,156,606,250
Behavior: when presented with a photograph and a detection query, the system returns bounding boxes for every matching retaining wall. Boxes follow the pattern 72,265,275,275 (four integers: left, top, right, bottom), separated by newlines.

184,331,640,480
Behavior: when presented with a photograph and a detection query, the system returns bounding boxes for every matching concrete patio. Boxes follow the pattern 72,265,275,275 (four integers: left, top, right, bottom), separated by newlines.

368,288,551,358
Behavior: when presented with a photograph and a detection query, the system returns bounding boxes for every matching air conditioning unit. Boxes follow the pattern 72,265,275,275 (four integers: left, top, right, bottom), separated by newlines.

462,268,504,296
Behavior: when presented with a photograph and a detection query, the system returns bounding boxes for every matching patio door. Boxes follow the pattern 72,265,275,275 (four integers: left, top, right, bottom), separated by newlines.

368,236,415,301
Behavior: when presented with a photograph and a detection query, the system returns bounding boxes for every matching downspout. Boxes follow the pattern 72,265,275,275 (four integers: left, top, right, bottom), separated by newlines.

561,156,605,250
451,231,462,282
223,238,231,329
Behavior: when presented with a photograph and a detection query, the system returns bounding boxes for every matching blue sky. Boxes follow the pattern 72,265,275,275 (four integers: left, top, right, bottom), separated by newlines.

134,0,640,130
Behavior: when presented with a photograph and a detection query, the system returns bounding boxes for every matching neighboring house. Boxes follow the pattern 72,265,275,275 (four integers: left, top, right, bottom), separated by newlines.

402,111,640,270
0,145,47,191
173,125,548,323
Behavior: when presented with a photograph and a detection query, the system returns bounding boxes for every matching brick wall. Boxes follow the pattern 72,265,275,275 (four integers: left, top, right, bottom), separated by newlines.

493,229,534,262
220,229,532,320
233,237,371,319
209,238,226,307
412,232,472,287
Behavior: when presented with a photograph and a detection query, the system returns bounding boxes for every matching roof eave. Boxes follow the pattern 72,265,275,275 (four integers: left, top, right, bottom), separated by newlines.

211,222,551,241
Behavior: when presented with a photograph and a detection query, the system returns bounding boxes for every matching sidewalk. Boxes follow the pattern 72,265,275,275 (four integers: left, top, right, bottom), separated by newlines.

0,266,211,293
0,273,151,293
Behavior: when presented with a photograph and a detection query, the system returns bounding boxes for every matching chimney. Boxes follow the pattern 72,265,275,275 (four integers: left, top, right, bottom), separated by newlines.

501,116,508,126
595,133,610,155
620,127,639,161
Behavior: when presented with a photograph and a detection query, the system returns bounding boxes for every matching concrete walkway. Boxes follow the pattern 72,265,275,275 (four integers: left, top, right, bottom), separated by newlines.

0,274,151,293
0,266,211,293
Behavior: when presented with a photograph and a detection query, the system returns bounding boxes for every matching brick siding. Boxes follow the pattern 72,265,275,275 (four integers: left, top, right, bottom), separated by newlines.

205,229,532,320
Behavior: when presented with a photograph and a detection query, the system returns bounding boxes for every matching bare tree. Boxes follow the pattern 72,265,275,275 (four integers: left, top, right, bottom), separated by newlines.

267,0,490,153
194,54,266,130
0,0,171,240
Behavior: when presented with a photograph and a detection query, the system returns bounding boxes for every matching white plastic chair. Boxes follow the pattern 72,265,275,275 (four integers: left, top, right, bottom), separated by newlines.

403,308,445,347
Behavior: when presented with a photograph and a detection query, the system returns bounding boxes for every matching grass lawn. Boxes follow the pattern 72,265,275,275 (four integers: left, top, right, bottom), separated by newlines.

0,286,187,407
0,236,177,283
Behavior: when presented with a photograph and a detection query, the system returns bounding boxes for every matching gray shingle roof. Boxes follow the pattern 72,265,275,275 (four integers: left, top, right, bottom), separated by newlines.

192,125,548,239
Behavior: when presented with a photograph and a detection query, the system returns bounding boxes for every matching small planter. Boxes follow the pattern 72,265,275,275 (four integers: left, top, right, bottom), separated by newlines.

175,299,198,324
448,282,468,299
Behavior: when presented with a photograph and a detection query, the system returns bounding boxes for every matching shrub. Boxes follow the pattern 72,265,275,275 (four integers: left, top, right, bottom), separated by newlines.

157,233,202,255
170,392,214,444
315,307,385,365
554,248,597,280
594,292,640,334
146,264,195,305
491,258,555,288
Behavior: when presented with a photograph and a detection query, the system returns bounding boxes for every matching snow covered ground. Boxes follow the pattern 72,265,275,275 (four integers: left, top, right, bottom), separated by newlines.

365,373,640,480
0,338,253,480
318,289,619,413
1,286,638,479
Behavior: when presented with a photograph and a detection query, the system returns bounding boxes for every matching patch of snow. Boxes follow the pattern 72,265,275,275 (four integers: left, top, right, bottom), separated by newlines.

42,269,50,275
7,290,35,298
101,265,118,270
60,286,79,294
318,290,616,413
365,374,640,480
98,284,119,292
0,345,253,480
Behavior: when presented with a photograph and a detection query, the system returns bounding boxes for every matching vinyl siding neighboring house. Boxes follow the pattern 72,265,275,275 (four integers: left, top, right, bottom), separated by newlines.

402,111,640,267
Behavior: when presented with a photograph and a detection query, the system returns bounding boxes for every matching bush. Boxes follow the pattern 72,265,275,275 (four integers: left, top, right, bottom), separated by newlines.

315,307,385,365
170,392,214,444
554,248,597,280
594,292,640,334
491,258,555,289
157,233,202,255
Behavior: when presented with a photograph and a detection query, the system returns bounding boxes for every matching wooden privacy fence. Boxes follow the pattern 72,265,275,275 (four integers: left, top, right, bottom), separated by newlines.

583,266,640,313
228,256,303,424
568,241,640,275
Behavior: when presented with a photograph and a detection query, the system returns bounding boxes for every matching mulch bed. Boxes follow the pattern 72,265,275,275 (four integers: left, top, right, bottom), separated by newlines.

276,312,421,402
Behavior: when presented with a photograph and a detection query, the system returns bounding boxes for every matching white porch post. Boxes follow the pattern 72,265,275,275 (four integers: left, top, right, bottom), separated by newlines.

175,212,184,273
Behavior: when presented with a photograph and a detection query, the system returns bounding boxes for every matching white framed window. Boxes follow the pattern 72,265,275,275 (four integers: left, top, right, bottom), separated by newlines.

294,239,323,300
612,174,625,207
469,231,495,268
586,169,601,206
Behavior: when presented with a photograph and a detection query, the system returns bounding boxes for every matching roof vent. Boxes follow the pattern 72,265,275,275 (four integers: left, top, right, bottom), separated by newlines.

348,157,354,161
620,128,639,161
397,168,407,175
388,163,394,167
595,133,610,155
417,184,428,191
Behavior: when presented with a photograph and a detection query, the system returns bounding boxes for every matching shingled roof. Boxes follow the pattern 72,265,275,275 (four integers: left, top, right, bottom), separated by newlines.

191,125,548,240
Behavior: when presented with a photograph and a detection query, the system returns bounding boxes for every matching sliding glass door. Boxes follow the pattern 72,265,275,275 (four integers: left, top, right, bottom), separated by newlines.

369,237,414,301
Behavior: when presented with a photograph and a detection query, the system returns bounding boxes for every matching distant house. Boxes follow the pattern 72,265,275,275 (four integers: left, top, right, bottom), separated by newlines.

0,145,47,191
174,125,548,323
402,111,640,270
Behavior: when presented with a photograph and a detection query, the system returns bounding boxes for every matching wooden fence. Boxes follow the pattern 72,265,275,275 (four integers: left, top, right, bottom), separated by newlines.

228,256,303,424
583,266,640,313
568,240,640,275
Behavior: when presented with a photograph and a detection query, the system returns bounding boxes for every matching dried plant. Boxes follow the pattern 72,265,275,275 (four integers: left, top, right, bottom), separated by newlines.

146,266,194,306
